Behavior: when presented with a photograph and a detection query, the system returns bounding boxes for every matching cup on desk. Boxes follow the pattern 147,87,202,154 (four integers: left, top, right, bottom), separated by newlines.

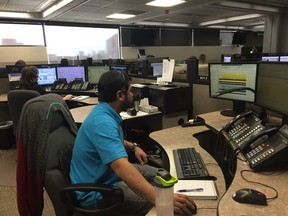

154,169,178,216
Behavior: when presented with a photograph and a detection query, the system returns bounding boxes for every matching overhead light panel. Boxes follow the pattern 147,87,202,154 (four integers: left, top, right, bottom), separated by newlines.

106,13,135,19
43,0,74,17
137,21,189,27
219,1,279,13
199,14,262,26
146,0,185,7
0,11,32,18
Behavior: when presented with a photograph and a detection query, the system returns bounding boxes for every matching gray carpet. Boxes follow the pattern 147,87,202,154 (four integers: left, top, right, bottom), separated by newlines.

0,148,55,215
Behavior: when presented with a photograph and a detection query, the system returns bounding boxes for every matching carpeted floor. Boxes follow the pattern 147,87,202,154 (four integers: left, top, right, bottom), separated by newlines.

0,148,55,215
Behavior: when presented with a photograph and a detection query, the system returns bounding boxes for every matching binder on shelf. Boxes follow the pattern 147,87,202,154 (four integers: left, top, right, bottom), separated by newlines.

174,180,218,199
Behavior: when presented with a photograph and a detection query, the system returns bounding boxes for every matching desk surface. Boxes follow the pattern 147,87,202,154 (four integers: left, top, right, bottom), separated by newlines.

70,104,162,124
148,111,288,215
0,94,7,103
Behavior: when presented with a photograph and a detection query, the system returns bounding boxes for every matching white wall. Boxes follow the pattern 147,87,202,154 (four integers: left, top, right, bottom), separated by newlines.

0,46,48,67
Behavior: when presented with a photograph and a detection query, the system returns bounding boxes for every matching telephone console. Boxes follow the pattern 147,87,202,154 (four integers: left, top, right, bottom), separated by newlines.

222,111,288,170
244,124,288,170
222,111,266,152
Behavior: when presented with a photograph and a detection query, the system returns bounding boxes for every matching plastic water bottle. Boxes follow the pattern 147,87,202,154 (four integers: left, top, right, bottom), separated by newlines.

154,169,178,216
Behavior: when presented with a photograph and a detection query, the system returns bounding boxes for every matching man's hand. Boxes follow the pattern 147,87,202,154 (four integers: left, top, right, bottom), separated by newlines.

134,147,148,165
173,193,197,215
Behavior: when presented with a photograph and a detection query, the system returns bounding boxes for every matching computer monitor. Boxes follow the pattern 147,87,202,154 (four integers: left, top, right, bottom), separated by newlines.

37,66,57,86
8,73,21,82
56,66,86,83
261,56,279,62
87,65,110,85
110,65,127,73
223,56,232,63
279,56,288,62
209,63,258,116
151,62,163,76
256,62,288,124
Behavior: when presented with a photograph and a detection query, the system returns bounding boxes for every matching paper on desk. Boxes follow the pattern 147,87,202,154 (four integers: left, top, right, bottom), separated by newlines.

120,111,149,119
157,59,175,84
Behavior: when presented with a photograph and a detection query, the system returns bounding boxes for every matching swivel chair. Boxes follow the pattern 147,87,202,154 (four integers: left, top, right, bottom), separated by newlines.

7,89,40,135
16,94,123,216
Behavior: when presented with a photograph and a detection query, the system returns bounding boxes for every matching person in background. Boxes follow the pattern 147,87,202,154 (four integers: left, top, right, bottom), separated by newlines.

70,71,197,215
19,66,73,101
14,59,27,67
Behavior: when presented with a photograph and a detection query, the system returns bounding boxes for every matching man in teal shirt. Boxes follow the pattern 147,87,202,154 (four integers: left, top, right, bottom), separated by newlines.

70,71,196,215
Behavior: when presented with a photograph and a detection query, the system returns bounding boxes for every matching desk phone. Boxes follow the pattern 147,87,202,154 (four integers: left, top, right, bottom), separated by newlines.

223,111,288,170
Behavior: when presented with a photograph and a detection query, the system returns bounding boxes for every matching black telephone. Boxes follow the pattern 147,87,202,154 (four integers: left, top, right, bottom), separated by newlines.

244,124,288,170
222,111,266,151
51,79,67,90
69,78,90,90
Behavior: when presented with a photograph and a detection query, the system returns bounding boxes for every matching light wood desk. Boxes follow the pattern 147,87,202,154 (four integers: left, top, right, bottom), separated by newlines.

0,93,8,103
148,111,288,215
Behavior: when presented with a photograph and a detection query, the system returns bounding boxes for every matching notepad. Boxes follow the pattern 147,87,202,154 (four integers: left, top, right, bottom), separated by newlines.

174,180,218,199
71,95,90,100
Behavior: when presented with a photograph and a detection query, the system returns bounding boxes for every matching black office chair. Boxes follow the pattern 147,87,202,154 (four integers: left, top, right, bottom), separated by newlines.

16,93,123,216
46,111,124,216
7,89,41,135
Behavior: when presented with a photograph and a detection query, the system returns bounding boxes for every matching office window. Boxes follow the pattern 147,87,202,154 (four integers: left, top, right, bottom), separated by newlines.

44,25,120,63
220,30,234,46
0,23,44,46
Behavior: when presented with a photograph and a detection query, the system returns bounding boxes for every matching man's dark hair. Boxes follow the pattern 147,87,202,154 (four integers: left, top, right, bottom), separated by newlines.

98,71,131,102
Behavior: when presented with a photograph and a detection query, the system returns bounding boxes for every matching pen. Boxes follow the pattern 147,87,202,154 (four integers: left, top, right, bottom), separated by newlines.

177,188,204,192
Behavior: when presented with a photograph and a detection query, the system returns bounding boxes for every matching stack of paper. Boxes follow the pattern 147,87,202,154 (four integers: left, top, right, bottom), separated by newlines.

174,180,218,199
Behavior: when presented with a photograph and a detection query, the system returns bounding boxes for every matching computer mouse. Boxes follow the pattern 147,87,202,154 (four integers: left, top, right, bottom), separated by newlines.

232,188,267,206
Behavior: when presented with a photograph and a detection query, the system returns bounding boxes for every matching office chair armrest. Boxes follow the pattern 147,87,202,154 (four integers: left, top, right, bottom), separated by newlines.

60,183,124,215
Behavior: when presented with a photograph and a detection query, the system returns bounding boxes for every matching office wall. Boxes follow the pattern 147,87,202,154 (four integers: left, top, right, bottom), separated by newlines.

121,46,241,61
0,46,48,67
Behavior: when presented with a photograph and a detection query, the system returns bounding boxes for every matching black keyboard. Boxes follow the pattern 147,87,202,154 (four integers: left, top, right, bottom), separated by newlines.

173,147,210,180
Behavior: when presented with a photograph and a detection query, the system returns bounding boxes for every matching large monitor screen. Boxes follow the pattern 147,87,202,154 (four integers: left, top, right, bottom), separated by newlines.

209,63,258,116
87,66,110,85
279,56,288,62
110,65,127,73
151,62,163,76
261,56,279,62
56,66,86,83
256,62,288,119
37,67,57,85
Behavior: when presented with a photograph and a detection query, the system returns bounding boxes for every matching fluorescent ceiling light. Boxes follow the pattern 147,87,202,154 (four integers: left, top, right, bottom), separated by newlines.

43,0,74,17
0,11,32,18
199,14,262,26
219,1,279,13
206,25,245,30
106,13,135,19
146,0,185,7
253,25,265,29
137,21,189,27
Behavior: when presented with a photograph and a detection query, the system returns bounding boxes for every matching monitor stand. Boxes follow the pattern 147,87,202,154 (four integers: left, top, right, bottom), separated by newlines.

220,101,246,117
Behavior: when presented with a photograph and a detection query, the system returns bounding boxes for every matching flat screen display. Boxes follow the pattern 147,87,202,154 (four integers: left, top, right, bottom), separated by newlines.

151,62,163,76
256,62,288,116
209,63,257,103
279,56,288,62
37,67,57,85
261,56,279,62
87,66,110,84
56,66,86,83
110,65,127,73
223,56,232,63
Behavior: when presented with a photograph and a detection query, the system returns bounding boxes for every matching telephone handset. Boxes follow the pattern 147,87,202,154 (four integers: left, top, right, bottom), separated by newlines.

239,126,278,152
51,79,67,90
244,124,288,170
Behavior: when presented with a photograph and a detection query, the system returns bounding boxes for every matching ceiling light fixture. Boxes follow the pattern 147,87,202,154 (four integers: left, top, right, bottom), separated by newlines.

219,1,279,13
199,14,262,26
137,21,189,27
43,0,74,17
106,13,135,19
206,25,245,30
0,11,32,18
146,0,185,7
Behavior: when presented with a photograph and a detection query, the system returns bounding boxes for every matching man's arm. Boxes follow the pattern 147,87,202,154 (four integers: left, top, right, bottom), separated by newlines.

110,157,155,204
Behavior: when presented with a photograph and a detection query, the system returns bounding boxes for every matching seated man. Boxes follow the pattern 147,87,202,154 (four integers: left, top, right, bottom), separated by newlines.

70,71,197,215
